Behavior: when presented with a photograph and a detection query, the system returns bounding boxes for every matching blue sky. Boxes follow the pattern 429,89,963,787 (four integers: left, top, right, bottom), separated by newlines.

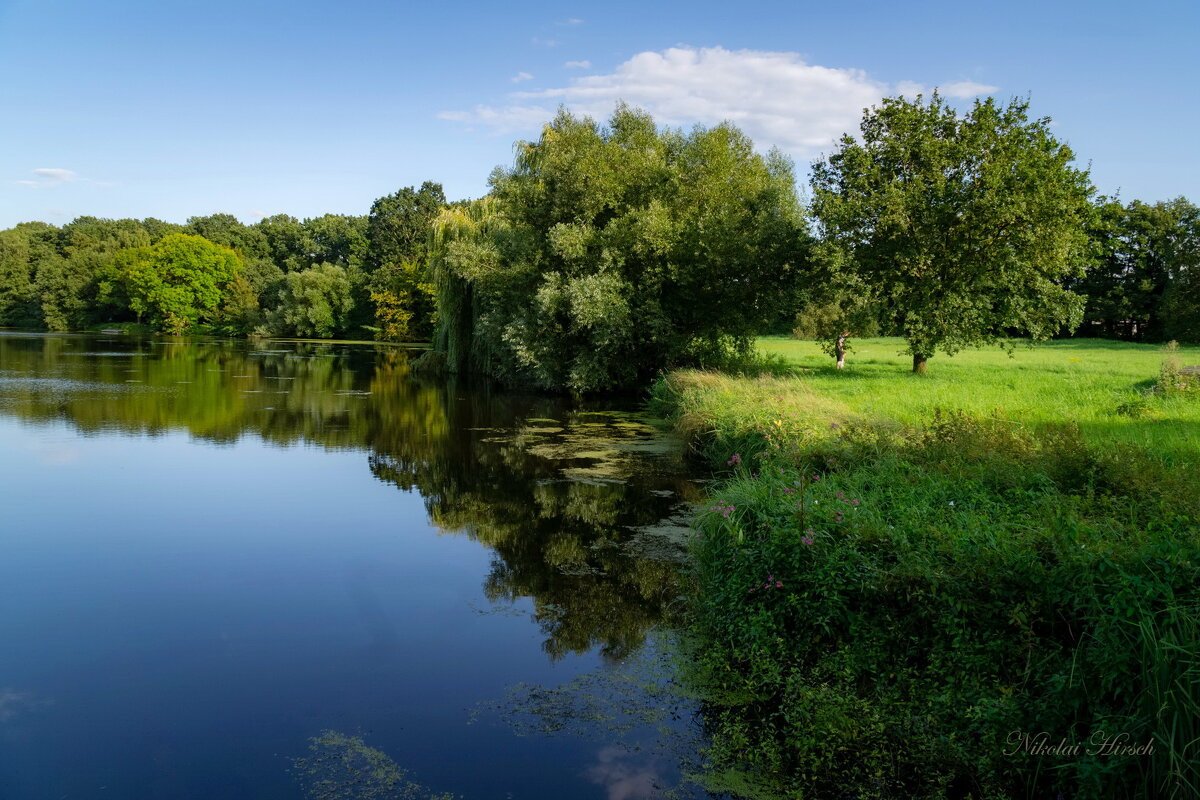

1,0,1196,228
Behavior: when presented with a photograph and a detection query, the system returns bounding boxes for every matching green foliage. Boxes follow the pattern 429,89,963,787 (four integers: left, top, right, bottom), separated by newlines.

114,233,241,332
255,214,311,272
365,181,445,272
304,213,368,269
431,105,809,392
368,259,435,341
34,251,91,331
1079,197,1200,341
0,227,42,327
270,262,356,338
655,360,1200,799
187,213,269,258
213,273,262,336
812,94,1095,371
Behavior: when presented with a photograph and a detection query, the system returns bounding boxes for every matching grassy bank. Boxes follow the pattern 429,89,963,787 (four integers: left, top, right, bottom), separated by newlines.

654,339,1200,800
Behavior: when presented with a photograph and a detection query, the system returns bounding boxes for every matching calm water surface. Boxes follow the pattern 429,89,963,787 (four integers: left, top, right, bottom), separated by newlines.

0,333,703,800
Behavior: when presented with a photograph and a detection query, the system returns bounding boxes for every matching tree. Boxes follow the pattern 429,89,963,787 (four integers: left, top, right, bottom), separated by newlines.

1158,198,1200,342
255,214,311,272
187,213,268,259
115,233,241,332
368,259,434,341
811,94,1095,372
302,214,368,269
270,262,355,338
1079,197,1199,340
0,227,42,327
365,182,446,272
430,105,809,391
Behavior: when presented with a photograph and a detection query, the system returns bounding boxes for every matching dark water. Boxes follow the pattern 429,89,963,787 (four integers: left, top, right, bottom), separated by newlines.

0,333,702,800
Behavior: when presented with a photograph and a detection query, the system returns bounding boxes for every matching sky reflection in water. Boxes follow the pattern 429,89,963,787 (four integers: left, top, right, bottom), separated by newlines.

0,333,702,800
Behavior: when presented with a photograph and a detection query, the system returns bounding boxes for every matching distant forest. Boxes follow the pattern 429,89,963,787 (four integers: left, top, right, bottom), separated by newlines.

0,181,446,341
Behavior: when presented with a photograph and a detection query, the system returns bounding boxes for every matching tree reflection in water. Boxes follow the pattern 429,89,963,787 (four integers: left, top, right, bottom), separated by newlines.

0,333,699,662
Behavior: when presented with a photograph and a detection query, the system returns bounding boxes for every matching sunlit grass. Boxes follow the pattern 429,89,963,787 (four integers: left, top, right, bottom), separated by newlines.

656,337,1200,798
747,336,1200,461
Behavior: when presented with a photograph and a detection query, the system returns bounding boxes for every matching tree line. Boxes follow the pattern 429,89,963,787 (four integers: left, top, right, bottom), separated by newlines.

1,96,1197,387
0,182,445,339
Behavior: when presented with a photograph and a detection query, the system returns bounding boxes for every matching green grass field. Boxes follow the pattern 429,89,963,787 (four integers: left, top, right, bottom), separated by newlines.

654,336,1200,799
735,336,1200,462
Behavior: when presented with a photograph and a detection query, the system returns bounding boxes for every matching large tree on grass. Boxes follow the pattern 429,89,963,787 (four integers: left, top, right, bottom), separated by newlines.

811,93,1095,372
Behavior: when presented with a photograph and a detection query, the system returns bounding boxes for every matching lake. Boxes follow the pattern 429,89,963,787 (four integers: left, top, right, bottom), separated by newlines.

0,333,704,800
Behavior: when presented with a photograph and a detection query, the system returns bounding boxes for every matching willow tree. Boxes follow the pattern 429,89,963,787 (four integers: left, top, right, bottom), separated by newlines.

430,105,809,392
811,94,1095,373
429,195,508,375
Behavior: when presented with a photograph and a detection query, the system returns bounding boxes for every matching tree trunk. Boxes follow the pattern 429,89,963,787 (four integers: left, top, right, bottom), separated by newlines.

912,353,928,374
835,334,847,369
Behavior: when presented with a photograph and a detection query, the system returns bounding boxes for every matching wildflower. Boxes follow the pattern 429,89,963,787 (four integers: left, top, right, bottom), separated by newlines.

836,491,845,500
783,487,796,495
727,454,741,466
812,474,821,482
829,422,839,429
801,534,814,546
851,498,860,506
948,501,955,507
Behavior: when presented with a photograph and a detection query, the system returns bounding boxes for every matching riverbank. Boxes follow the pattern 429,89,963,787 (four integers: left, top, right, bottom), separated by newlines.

652,338,1200,800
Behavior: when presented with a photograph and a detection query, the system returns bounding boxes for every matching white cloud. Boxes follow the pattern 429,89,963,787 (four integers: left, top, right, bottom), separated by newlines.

587,747,665,800
564,59,591,69
14,167,81,188
0,688,48,722
938,80,999,98
437,104,556,131
531,37,559,48
560,17,584,26
439,46,1000,162
512,71,534,83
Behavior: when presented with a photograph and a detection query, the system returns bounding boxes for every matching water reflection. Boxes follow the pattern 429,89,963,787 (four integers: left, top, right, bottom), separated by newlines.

0,332,697,664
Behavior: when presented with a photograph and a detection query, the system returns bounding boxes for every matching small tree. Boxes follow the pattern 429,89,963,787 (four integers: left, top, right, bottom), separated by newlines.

812,94,1095,372
270,262,355,338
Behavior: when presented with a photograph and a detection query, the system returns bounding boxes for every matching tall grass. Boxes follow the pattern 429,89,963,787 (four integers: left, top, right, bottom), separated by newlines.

653,339,1200,800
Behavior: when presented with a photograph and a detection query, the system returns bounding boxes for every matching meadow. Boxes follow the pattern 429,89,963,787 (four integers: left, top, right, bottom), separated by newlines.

653,337,1200,800
753,336,1199,460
